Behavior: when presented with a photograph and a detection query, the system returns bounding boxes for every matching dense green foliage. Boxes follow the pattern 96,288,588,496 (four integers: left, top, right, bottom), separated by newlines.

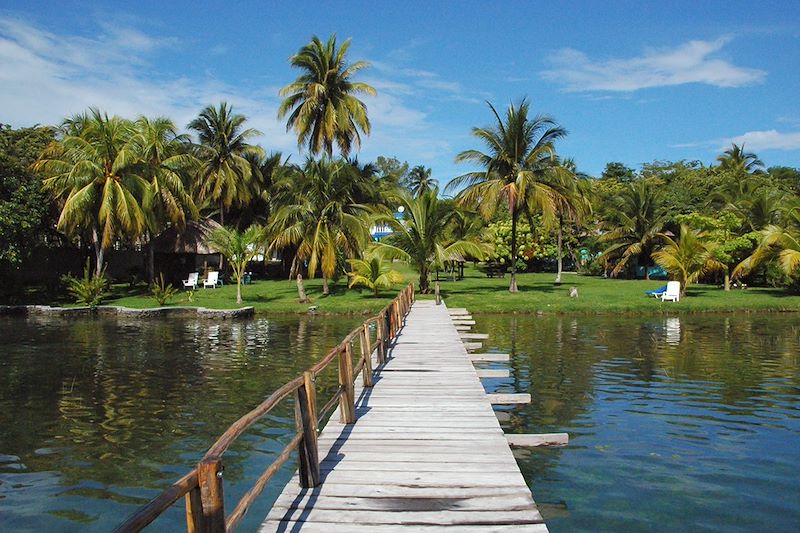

63,259,109,307
0,125,55,267
2,33,799,307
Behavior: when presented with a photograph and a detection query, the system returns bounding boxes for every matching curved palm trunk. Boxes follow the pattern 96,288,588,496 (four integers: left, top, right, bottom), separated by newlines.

218,199,225,270
322,277,330,296
236,279,242,304
92,226,105,277
555,215,563,284
509,207,519,293
419,266,430,293
724,271,731,291
297,274,310,303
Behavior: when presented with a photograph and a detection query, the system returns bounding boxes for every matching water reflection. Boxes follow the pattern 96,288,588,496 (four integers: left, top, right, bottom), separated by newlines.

474,314,800,533
0,314,361,532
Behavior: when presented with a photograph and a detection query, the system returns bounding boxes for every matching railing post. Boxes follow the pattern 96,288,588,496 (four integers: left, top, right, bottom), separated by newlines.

376,315,386,365
360,324,374,388
197,457,225,533
338,344,356,424
185,485,203,533
295,371,320,488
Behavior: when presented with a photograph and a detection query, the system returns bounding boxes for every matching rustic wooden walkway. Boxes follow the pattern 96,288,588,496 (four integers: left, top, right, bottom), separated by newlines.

260,300,547,532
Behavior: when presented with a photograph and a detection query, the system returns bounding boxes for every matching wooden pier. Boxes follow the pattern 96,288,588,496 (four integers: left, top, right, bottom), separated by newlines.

260,300,547,532
115,286,562,533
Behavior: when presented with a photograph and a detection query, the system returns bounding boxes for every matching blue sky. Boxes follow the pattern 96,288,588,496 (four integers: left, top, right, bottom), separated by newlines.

1,1,799,184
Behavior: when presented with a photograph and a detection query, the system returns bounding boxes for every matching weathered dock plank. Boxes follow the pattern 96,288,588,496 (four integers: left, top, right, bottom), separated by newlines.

261,301,545,532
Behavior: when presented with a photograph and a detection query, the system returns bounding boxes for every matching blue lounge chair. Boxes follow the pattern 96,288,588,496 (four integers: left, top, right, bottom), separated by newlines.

645,285,667,297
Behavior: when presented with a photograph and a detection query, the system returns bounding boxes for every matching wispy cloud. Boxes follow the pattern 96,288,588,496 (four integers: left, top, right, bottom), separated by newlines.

672,129,800,152
541,37,766,92
724,130,800,151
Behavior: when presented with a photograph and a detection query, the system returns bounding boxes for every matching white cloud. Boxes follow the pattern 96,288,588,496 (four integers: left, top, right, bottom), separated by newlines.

0,16,462,179
541,37,766,92
724,130,800,151
0,15,297,152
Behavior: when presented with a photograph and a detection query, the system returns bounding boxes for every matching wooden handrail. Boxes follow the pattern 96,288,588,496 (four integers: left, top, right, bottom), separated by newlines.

115,283,414,533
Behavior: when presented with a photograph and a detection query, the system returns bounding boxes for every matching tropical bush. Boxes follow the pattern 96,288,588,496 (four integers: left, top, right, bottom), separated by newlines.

348,251,404,296
63,259,109,307
150,273,178,306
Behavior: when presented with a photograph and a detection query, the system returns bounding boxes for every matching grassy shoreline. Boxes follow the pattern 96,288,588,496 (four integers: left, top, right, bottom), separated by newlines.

17,265,800,316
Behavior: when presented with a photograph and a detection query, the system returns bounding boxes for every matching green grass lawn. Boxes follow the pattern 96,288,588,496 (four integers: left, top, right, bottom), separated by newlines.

39,263,800,315
423,267,800,314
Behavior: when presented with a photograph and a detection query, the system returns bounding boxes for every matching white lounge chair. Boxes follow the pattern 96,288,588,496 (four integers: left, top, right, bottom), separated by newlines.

661,281,681,302
183,272,199,290
203,271,219,289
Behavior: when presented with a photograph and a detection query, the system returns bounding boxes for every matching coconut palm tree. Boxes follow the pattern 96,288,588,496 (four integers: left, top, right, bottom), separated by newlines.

347,249,404,296
376,189,486,293
205,225,266,304
130,116,199,281
34,109,147,275
269,157,373,295
599,180,670,279
278,34,376,157
716,143,764,174
734,201,800,281
405,165,437,196
188,102,263,226
448,98,569,292
550,158,592,283
652,224,724,297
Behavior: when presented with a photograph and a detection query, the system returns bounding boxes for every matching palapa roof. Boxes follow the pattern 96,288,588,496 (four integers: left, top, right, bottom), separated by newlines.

152,219,223,254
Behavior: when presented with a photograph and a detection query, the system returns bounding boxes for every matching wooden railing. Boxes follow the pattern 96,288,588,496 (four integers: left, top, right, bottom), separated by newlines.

114,284,415,533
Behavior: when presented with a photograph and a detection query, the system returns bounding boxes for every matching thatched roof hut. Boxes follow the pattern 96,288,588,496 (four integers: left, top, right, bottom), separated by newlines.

152,219,223,254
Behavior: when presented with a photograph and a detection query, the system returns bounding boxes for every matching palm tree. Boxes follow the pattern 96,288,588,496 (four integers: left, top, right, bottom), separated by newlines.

376,189,486,293
278,34,376,157
652,224,724,297
734,201,800,281
716,143,764,174
599,180,670,279
551,158,592,283
205,225,266,304
405,165,437,196
347,249,404,296
130,116,199,281
269,157,373,295
448,98,569,292
34,109,147,275
188,102,264,226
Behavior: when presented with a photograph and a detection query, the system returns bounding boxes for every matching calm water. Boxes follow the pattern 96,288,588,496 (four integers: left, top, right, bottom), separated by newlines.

0,314,361,532
474,314,800,533
2,313,799,532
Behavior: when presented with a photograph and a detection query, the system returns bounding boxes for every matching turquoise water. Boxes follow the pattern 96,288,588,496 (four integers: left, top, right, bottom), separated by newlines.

474,314,800,532
0,314,360,532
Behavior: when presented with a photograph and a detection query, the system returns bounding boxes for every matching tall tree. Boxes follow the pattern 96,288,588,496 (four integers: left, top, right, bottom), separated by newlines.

551,158,592,283
0,125,56,269
405,165,437,196
716,143,764,174
278,34,376,157
188,102,263,226
269,157,373,295
377,189,486,293
130,116,199,280
34,109,147,275
599,180,670,279
449,98,569,292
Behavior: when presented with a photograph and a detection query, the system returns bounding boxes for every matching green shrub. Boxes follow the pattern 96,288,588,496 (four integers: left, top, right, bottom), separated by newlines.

63,259,109,307
151,273,178,306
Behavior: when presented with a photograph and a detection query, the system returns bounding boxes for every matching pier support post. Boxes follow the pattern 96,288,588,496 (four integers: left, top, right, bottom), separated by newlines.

197,457,225,533
360,324,374,387
339,343,356,424
296,371,320,488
